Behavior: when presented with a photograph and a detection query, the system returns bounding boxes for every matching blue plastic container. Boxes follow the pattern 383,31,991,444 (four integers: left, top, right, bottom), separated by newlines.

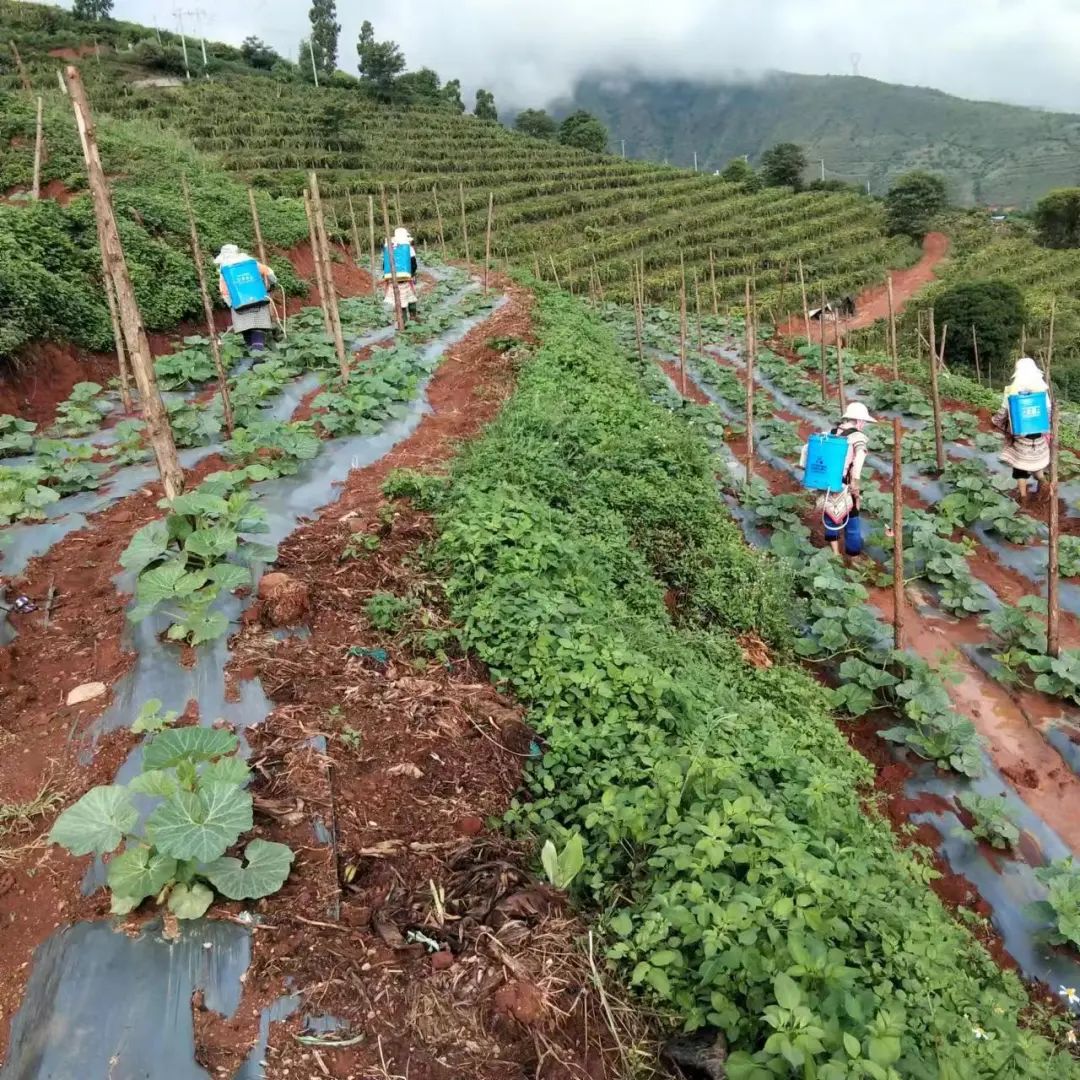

1008,391,1049,436
382,243,412,279
803,433,849,491
220,258,268,309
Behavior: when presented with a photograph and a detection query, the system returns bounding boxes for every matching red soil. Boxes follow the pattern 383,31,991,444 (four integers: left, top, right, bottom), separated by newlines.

778,232,950,342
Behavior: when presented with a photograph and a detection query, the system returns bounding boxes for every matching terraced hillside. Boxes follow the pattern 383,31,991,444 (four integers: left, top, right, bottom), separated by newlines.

0,0,915,365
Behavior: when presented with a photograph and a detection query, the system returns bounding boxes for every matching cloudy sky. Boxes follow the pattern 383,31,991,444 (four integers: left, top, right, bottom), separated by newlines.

100,0,1080,113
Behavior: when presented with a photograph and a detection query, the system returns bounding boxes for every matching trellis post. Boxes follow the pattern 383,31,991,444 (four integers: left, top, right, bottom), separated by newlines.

66,66,182,498
887,274,898,378
367,195,378,299
927,309,946,471
346,192,363,265
381,184,405,332
819,287,828,403
483,191,494,295
31,95,43,200
432,185,447,260
798,255,810,344
709,248,719,315
892,417,905,650
745,277,756,483
678,255,688,399
181,176,233,436
309,172,348,380
247,187,268,266
458,182,471,273
303,191,333,337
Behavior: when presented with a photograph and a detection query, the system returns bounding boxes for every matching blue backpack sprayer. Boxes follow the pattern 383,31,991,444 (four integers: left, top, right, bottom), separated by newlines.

1008,390,1050,437
802,431,862,553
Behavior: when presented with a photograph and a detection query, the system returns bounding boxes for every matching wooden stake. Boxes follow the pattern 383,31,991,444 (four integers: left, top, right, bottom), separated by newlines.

1047,297,1057,383
819,287,828,403
30,95,43,200
927,308,945,471
381,184,404,331
693,273,704,358
745,277,755,483
1021,324,1027,356
547,256,562,289
432,186,447,260
346,192,362,265
394,184,403,227
309,173,348,379
483,191,494,295
103,268,132,413
835,314,847,411
678,255,688,400
181,176,233,436
66,66,183,499
458,183,471,272
303,191,333,337
10,42,31,92
798,256,811,345
972,324,981,385
709,248,719,316
533,253,541,281
892,416,905,651
367,194,378,300
247,187,267,266
591,253,605,301
776,260,789,324
1048,389,1062,658
886,274,898,378
631,263,644,369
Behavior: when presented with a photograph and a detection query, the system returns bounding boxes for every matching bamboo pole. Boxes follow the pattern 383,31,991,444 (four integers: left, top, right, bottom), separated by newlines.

591,253,605,301
547,256,561,289
346,192,362,265
972,324,981,385
693,273,704,358
1047,297,1057,383
631,264,644,369
798,256,810,344
927,309,945,471
303,191,333,337
432,186,447,260
10,42,31,93
66,66,182,499
745,277,755,483
30,95,43,201
533,254,541,281
709,248,719,316
458,183,471,273
886,274,898,378
835,313,847,412
819,288,828,403
483,191,494,295
394,184,403,228
1048,390,1062,658
103,269,132,413
367,195,378,300
776,260,789,324
892,417,905,651
381,184,404,332
310,173,348,379
247,187,267,266
678,255,688,399
1021,324,1027,356
181,176,233,436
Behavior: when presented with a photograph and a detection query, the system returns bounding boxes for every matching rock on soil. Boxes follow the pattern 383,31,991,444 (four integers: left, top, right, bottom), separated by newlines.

65,681,107,706
257,573,311,628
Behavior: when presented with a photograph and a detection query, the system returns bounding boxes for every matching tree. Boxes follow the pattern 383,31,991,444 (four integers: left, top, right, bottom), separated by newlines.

396,67,443,107
934,281,1026,384
885,171,947,238
240,36,279,71
515,108,557,141
720,157,761,190
474,88,498,122
442,78,465,113
558,110,608,153
759,143,807,190
308,0,340,77
1033,188,1080,248
357,20,405,102
72,0,113,18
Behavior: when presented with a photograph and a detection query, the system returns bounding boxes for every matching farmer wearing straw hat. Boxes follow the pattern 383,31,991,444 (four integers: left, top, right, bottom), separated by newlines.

993,356,1052,501
214,244,279,352
800,401,877,556
383,226,419,323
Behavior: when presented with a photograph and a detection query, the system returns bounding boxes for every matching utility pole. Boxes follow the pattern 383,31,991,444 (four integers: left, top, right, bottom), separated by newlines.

820,159,825,182
66,66,183,498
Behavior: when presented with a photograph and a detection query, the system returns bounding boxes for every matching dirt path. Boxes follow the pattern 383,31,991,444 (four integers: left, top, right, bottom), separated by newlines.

778,231,950,341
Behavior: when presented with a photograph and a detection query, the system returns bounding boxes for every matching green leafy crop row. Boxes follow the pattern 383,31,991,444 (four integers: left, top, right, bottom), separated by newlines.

420,291,1076,1076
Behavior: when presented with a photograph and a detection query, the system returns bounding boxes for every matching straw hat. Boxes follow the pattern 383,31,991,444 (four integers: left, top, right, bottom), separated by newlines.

392,227,413,246
843,401,877,423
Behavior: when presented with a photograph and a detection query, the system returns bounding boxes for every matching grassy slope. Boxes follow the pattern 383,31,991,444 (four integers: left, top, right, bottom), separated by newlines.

564,73,1080,206
430,289,1077,1076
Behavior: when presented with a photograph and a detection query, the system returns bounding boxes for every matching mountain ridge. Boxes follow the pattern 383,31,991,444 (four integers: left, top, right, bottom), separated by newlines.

553,71,1080,206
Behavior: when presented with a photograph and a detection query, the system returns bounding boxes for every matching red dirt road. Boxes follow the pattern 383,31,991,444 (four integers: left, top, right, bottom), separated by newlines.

778,231,950,341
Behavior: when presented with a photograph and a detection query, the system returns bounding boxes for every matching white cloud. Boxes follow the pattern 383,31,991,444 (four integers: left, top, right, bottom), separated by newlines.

104,0,1080,113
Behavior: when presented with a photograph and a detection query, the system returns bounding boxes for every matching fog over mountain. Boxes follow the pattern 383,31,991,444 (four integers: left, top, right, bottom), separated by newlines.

103,0,1080,114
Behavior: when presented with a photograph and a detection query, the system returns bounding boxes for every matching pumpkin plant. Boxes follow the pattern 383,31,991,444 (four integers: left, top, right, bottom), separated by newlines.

49,706,294,918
